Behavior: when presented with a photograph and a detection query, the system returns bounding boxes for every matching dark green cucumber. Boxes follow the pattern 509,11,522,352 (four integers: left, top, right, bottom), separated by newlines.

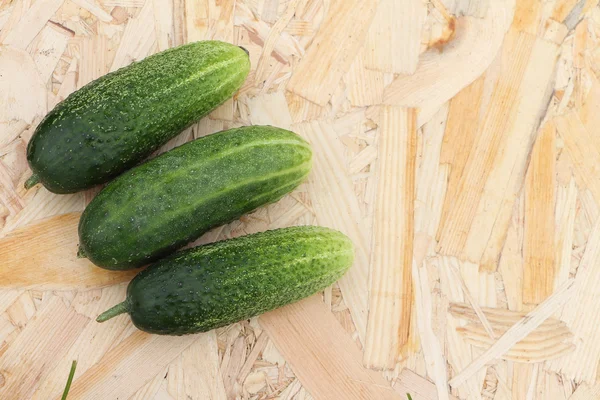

78,125,312,270
26,40,250,194
96,226,354,335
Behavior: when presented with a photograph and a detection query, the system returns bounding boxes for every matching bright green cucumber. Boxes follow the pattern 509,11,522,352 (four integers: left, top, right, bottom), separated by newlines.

78,125,312,270
26,40,250,194
96,226,354,335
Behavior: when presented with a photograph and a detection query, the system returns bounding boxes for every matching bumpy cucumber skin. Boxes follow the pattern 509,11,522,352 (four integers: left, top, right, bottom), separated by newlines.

124,226,354,335
78,126,313,270
26,41,250,194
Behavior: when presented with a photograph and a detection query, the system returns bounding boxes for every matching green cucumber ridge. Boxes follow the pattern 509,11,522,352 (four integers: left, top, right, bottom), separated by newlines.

102,70,245,150
104,156,309,233
66,42,243,114
93,165,309,259
79,125,313,270
97,226,354,335
131,54,245,105
26,40,250,193
100,139,310,227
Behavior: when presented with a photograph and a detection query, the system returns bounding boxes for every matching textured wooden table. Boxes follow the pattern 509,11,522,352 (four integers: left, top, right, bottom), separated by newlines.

1,0,599,399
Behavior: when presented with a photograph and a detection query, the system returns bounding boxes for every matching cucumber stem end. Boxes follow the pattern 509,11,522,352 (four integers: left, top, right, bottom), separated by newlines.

97,301,129,322
76,246,87,259
24,174,40,189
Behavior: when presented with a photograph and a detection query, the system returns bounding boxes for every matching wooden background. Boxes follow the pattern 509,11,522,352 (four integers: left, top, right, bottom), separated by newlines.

1,0,600,399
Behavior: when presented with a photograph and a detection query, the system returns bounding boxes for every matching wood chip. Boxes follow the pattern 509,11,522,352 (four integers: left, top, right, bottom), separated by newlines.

383,1,513,126
414,105,449,259
461,337,574,364
31,287,135,399
448,265,496,340
0,161,26,217
247,91,293,129
452,0,490,17
261,0,280,24
552,0,584,24
129,372,166,400
393,369,459,400
222,336,246,398
449,303,565,330
260,295,402,400
286,0,379,105
254,0,305,85
1,182,82,235
579,77,600,136
167,332,227,400
0,213,139,290
5,291,36,329
348,145,377,175
364,0,426,74
449,279,576,388
71,0,113,22
547,214,600,383
457,323,572,344
2,0,65,49
0,7,13,32
364,107,417,369
0,46,47,124
557,111,600,205
344,49,386,107
452,305,575,363
554,179,578,289
498,195,525,311
152,0,174,51
413,261,450,400
436,28,559,269
64,331,201,399
284,20,313,36
523,121,557,304
513,0,542,34
439,73,484,224
569,382,600,400
28,22,74,83
0,296,89,399
238,333,269,385
76,34,109,88
109,0,156,71
435,256,484,399
101,0,145,6
236,2,302,63
0,0,26,43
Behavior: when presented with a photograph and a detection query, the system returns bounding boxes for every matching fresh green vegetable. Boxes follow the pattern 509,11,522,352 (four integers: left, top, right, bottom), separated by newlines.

96,226,354,335
60,360,77,400
78,125,312,270
25,40,250,194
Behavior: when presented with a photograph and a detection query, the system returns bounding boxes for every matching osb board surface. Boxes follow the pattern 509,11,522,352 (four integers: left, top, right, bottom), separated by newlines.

1,0,600,399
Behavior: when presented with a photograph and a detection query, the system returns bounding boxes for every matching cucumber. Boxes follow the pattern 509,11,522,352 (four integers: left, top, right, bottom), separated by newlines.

25,40,250,194
96,226,354,335
78,125,312,270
